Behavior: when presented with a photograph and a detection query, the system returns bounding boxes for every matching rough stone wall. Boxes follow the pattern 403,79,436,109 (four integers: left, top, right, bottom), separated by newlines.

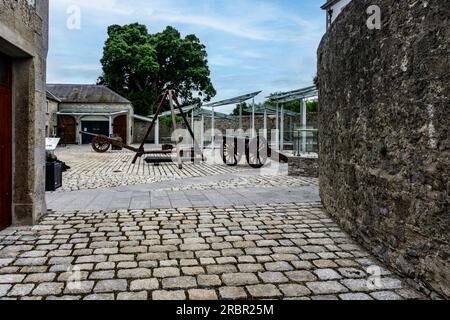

133,119,170,144
45,99,58,136
318,0,449,298
134,114,315,144
0,0,49,225
288,156,319,178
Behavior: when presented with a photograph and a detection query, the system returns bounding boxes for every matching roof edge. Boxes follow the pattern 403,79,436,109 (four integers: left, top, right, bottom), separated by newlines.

46,84,131,104
321,0,341,10
46,90,61,103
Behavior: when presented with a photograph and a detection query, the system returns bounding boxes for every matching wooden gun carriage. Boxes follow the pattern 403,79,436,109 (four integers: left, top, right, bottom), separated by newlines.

80,90,288,169
80,131,174,155
220,135,288,169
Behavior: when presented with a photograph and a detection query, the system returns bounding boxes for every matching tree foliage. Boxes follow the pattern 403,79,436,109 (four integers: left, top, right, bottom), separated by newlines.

279,100,318,113
231,102,248,116
229,100,318,116
99,23,216,116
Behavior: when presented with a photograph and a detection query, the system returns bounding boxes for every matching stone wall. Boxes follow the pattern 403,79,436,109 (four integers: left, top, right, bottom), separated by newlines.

318,0,449,298
45,99,58,137
134,113,317,144
288,156,319,178
133,119,172,144
0,0,49,225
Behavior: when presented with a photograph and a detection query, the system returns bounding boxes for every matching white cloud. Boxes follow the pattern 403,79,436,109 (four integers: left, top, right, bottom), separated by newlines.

51,0,134,15
48,0,324,104
209,55,240,67
51,0,323,43
60,63,101,71
149,11,273,41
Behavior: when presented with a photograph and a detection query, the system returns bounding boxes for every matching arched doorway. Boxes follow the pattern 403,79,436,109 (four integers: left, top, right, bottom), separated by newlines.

58,115,77,144
113,115,127,144
0,55,12,230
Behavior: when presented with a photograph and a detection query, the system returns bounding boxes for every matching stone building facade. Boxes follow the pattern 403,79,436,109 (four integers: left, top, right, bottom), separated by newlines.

45,90,60,137
0,0,49,229
46,84,134,145
318,0,449,298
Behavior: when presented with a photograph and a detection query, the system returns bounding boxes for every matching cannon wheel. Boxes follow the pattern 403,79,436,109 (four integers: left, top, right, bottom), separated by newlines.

91,136,111,153
221,138,242,166
246,136,268,169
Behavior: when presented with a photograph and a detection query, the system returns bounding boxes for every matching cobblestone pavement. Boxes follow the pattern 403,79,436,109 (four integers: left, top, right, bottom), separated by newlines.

48,146,320,212
46,169,320,212
54,146,251,192
167,175,318,191
0,203,424,300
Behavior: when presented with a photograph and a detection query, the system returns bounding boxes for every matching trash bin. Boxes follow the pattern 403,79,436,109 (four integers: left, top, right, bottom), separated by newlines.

46,161,62,191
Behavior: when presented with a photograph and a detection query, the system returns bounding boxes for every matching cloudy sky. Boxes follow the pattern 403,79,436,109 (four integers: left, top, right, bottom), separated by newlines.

48,0,325,112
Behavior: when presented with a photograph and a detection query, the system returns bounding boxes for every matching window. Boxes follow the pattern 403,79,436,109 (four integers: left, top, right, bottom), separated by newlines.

0,57,11,87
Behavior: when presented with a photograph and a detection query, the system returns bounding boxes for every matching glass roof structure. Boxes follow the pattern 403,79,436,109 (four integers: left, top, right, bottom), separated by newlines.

242,104,299,116
266,85,318,104
203,91,262,108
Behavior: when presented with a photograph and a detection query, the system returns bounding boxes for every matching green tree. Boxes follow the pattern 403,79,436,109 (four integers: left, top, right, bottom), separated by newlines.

267,97,318,114
231,102,248,116
99,23,216,116
306,100,319,113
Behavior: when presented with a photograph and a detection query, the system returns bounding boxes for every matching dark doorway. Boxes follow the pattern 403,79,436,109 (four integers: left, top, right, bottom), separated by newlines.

113,115,127,144
81,121,109,144
0,54,12,230
58,115,77,144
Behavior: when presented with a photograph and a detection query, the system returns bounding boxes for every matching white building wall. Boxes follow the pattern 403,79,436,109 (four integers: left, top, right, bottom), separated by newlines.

329,0,352,24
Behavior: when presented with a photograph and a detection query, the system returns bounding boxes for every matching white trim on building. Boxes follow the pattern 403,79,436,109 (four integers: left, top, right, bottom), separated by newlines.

321,0,352,29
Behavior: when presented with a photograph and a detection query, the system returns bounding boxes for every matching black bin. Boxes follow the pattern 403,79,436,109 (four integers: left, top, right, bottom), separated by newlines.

46,162,62,191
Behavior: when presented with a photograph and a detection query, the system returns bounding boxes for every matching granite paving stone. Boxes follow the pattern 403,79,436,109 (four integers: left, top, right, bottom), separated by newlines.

0,164,425,301
219,287,248,300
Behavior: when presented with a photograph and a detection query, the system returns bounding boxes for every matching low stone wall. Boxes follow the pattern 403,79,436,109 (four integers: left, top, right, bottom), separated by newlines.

318,0,449,298
134,114,317,144
133,120,172,144
288,156,319,178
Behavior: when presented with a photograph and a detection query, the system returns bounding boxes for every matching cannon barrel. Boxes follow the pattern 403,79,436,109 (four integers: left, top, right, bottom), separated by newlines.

79,131,103,138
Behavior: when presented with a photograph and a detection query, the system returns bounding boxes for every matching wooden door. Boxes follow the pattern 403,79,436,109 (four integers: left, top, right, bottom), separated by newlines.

0,55,12,230
113,115,127,144
58,115,76,144
81,121,109,144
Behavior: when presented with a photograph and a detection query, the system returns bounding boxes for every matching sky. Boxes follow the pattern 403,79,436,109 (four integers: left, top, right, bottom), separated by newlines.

48,0,326,113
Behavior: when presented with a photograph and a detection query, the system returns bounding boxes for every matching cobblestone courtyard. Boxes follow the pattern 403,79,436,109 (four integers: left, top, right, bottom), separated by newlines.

0,147,426,300
0,204,423,300
54,146,252,192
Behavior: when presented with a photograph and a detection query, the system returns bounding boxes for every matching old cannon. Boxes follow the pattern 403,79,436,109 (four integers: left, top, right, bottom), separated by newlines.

80,90,204,170
220,135,288,169
80,132,174,154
